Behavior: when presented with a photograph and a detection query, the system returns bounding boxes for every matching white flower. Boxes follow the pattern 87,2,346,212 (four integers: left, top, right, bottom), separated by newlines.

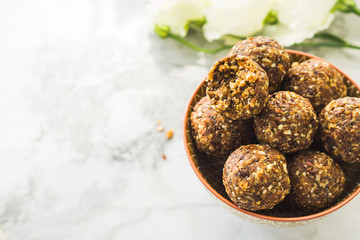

203,0,275,42
151,0,208,37
262,0,338,46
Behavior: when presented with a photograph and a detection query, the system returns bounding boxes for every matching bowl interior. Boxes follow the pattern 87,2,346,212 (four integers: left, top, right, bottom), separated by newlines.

184,50,360,221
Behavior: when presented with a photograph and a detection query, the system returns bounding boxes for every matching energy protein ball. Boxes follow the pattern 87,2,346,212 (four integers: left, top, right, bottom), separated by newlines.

319,97,360,164
223,144,291,211
254,91,318,153
284,59,347,113
190,97,255,157
206,55,269,120
228,36,291,93
288,150,346,211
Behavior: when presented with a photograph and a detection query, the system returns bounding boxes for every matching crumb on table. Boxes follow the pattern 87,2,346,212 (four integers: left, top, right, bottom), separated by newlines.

166,129,173,139
157,126,164,132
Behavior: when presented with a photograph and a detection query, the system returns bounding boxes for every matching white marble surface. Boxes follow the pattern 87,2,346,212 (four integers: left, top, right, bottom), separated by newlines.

1,0,360,239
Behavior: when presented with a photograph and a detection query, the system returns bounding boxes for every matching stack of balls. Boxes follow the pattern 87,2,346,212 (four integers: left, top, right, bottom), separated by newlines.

190,36,360,212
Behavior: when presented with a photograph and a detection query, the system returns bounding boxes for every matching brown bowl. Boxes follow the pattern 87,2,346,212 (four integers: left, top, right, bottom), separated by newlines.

183,49,360,226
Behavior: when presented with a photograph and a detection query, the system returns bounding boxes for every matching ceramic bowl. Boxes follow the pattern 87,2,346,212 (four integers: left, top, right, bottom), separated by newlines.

183,49,360,226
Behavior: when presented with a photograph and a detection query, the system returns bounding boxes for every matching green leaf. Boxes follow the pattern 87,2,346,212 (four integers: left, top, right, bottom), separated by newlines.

185,17,206,32
332,0,360,16
222,34,247,41
332,0,355,13
154,25,171,38
167,31,232,53
314,32,346,44
154,25,232,53
295,32,360,50
263,10,279,25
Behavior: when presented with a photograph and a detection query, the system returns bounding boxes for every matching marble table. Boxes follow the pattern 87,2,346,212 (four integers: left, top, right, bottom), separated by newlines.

1,0,360,239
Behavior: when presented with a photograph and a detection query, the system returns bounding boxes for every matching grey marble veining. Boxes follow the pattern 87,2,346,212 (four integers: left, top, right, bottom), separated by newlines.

0,0,360,239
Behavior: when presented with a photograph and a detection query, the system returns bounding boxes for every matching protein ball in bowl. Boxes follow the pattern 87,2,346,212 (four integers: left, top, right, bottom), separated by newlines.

319,97,360,164
254,91,318,153
223,144,291,211
206,55,269,120
190,97,255,157
288,150,346,211
228,36,291,93
284,59,347,113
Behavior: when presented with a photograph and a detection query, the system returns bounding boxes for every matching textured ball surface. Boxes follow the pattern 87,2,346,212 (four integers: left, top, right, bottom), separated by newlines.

284,59,347,113
254,91,318,153
223,144,291,211
288,150,346,211
319,97,360,164
206,55,269,120
228,36,290,93
190,97,255,157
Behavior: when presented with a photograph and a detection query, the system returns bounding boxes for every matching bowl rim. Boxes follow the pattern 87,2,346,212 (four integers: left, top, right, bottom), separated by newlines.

183,49,360,222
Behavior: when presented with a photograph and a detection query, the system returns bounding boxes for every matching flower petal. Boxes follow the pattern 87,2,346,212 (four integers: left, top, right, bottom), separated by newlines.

203,0,275,42
151,0,208,37
262,0,338,46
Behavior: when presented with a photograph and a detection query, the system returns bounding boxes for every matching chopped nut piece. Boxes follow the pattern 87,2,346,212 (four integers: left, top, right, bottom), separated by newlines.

157,126,164,132
283,130,292,135
291,62,299,67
